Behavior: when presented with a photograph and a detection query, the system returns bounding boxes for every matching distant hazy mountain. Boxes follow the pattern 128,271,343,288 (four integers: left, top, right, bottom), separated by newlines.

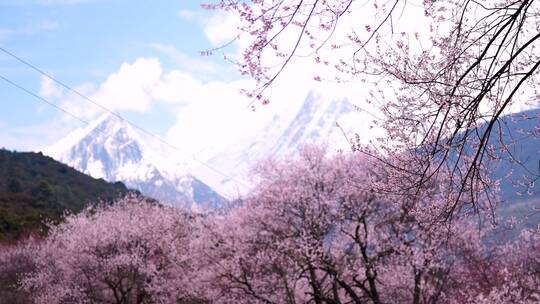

0,149,128,240
483,108,540,230
43,114,226,209
487,108,540,200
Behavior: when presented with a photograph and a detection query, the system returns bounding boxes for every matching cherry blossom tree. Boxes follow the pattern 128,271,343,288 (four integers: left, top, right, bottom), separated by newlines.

206,0,540,220
198,146,494,303
482,225,540,302
0,240,37,303
22,194,207,304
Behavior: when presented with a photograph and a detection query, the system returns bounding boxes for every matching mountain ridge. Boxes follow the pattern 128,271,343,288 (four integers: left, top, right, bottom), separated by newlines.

0,148,129,240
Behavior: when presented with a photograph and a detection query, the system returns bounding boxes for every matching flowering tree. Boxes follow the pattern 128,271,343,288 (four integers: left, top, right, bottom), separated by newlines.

481,226,540,303
0,240,37,303
22,195,206,304
198,146,492,303
206,0,540,220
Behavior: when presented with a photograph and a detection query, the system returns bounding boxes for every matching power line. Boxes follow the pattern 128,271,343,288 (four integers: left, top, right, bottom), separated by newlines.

0,67,249,189
0,74,91,126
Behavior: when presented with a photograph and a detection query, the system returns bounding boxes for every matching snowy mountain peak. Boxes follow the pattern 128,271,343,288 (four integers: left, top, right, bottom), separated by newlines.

270,93,356,156
42,113,226,209
44,113,144,180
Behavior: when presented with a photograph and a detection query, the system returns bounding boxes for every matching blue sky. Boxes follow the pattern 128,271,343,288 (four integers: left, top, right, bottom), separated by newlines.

0,0,249,151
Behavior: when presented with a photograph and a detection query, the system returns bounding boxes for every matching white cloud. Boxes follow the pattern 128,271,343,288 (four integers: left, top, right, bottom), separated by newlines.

91,58,162,112
57,82,99,120
178,9,196,21
149,43,221,77
40,58,162,121
151,70,203,104
38,76,63,99
204,11,240,46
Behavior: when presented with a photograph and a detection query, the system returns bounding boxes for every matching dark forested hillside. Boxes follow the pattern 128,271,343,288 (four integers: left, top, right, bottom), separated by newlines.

0,149,129,240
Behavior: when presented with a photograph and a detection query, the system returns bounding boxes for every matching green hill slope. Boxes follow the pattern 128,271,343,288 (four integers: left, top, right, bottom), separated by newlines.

0,149,129,240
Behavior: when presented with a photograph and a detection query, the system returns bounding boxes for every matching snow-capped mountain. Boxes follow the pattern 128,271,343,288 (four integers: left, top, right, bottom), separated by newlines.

43,114,226,209
193,91,375,196
42,89,375,202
